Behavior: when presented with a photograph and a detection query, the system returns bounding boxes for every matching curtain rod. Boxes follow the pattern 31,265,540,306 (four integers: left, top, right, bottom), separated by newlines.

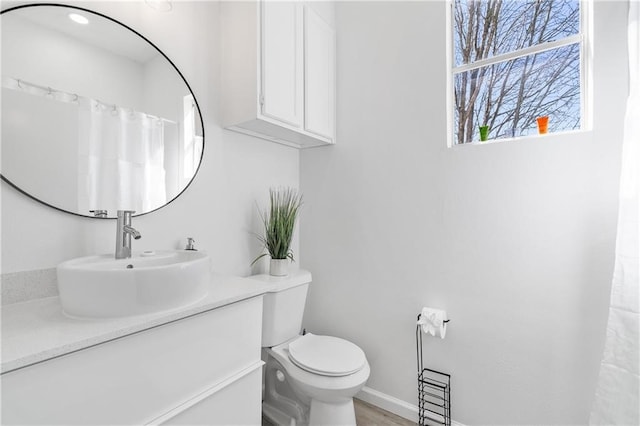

2,76,178,125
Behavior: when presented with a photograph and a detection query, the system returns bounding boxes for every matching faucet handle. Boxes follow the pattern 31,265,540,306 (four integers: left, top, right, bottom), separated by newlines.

185,237,197,251
90,210,108,218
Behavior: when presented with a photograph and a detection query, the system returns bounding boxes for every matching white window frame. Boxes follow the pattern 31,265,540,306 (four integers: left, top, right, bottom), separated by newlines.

181,94,203,184
446,0,593,147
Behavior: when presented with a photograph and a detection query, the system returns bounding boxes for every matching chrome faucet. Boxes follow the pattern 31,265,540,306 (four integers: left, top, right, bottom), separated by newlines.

115,210,141,259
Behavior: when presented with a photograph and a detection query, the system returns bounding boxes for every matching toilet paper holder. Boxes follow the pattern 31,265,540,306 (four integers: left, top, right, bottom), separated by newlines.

417,312,450,337
416,313,451,426
416,313,451,324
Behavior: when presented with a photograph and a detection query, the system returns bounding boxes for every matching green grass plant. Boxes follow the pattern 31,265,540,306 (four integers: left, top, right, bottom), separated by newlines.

252,187,302,265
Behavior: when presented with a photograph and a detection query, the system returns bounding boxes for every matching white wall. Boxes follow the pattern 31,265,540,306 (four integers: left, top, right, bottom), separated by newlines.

142,54,185,122
300,1,628,424
1,0,300,276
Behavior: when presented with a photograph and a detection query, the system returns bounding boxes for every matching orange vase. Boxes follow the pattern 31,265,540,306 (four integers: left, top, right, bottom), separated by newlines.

536,116,549,134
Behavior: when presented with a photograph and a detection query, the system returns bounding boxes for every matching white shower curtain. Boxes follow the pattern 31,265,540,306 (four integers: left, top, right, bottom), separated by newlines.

77,99,168,214
590,2,640,424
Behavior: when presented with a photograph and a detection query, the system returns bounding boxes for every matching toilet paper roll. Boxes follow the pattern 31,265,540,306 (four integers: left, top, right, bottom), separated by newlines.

417,307,448,339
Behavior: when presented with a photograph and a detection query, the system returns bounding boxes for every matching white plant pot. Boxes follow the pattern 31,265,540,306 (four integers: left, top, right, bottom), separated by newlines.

269,258,289,277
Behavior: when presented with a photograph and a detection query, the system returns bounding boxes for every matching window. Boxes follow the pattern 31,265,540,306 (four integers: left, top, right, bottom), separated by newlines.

182,94,203,182
448,0,591,145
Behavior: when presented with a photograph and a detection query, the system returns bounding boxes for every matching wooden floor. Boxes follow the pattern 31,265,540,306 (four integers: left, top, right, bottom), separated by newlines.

354,398,416,426
263,398,416,426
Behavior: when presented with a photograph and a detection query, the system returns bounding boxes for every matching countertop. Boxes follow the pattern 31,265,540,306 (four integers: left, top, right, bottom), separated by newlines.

1,273,276,374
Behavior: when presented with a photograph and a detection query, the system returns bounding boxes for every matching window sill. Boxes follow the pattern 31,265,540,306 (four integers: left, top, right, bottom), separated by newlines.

449,129,590,148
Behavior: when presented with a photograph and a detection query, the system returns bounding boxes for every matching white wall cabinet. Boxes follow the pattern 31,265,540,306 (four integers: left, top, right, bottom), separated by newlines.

1,297,264,425
222,1,336,149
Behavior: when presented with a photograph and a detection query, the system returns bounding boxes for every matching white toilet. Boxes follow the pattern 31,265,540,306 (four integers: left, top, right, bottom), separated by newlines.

250,270,370,426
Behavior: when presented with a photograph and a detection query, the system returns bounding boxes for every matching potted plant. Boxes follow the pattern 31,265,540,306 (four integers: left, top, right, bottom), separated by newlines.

252,187,302,276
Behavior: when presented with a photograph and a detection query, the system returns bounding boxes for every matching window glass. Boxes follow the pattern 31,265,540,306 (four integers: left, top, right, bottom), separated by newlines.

454,43,581,143
453,0,580,67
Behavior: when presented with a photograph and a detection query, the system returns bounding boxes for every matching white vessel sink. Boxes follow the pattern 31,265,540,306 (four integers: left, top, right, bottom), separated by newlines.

57,250,211,319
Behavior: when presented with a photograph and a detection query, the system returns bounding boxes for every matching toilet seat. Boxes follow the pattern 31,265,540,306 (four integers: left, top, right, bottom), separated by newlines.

267,335,370,410
288,333,366,377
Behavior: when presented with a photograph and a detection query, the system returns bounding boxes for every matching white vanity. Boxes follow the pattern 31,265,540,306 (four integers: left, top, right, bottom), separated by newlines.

1,275,271,425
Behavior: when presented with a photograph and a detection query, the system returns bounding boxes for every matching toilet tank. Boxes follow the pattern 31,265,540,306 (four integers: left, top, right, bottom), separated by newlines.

249,270,312,347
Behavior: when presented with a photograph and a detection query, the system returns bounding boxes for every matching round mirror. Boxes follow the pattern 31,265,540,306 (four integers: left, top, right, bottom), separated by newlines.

1,4,204,218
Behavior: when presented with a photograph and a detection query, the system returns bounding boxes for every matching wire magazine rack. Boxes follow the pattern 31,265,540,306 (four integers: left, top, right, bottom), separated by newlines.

416,314,451,426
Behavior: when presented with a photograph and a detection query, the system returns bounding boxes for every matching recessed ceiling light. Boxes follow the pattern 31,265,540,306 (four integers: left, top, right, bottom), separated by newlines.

144,0,172,12
68,13,89,25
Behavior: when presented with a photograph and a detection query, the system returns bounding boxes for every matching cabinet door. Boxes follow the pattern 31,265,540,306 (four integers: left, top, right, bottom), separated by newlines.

159,366,262,425
304,5,335,141
261,1,303,128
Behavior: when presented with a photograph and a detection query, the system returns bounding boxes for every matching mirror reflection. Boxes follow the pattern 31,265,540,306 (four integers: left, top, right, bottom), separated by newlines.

1,5,204,218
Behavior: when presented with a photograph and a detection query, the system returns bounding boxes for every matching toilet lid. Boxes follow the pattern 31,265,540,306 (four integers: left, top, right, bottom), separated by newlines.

288,333,366,377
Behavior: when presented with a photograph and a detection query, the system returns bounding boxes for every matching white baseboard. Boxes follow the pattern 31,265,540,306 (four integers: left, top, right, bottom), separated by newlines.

356,386,465,426
356,386,419,422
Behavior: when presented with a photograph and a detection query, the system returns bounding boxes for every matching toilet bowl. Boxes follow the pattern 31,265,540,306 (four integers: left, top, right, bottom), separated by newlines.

250,270,369,426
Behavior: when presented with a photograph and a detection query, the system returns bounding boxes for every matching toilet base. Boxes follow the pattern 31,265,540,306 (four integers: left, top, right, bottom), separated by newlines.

263,398,357,426
309,398,356,426
263,402,297,426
